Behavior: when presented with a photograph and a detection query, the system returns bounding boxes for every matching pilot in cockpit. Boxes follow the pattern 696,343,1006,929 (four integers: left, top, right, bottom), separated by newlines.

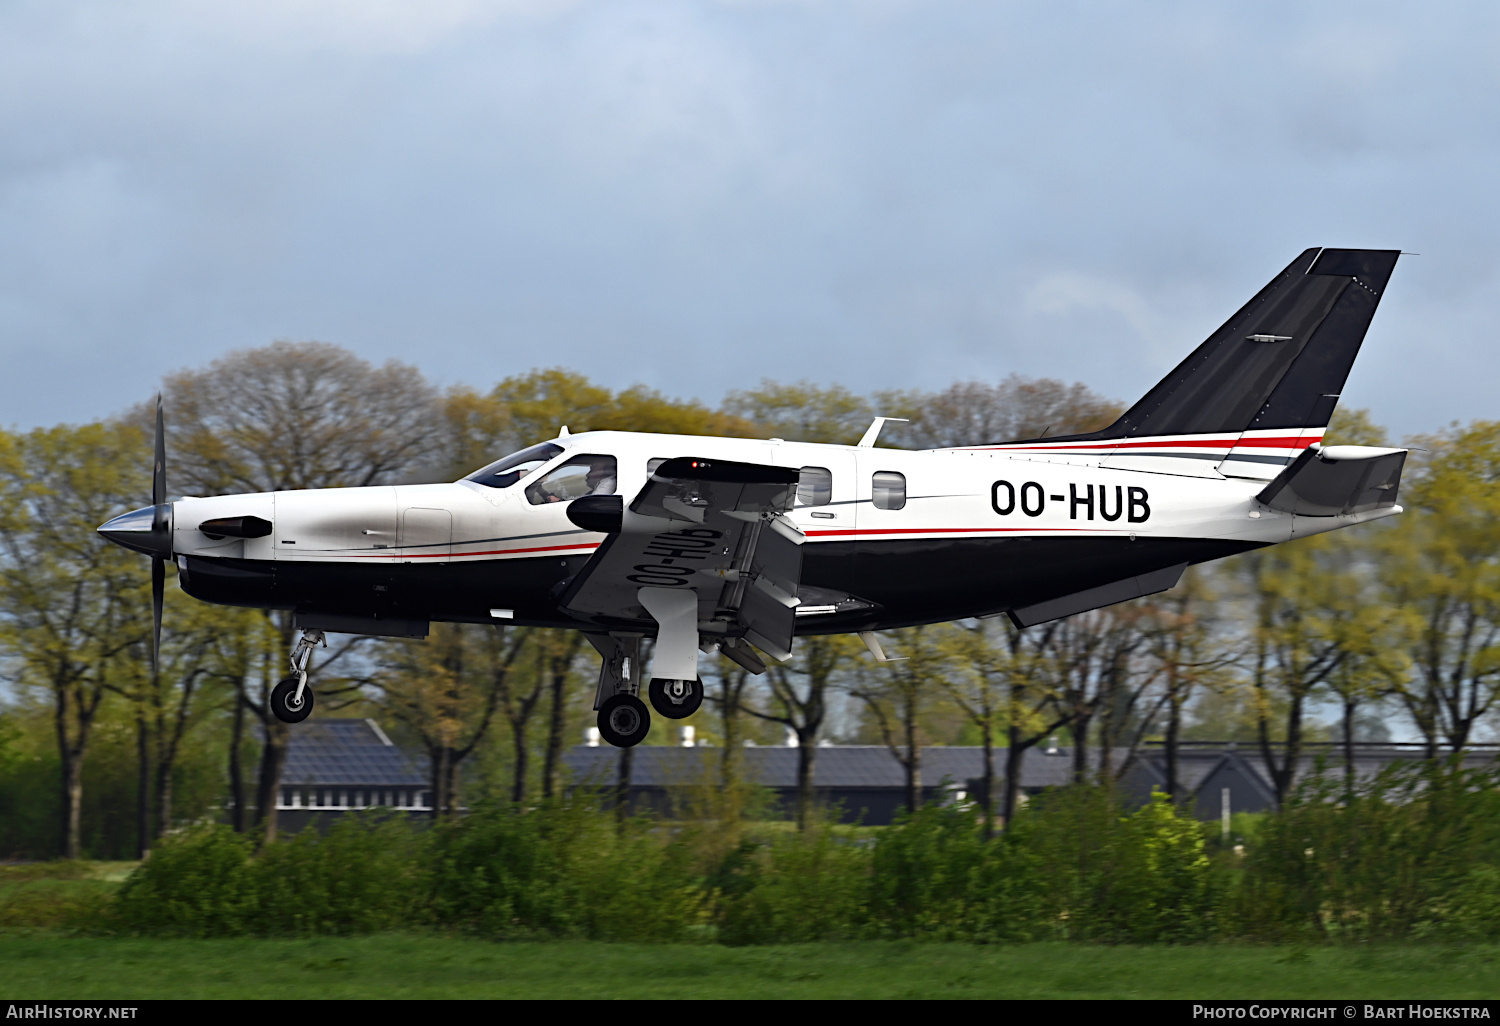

525,454,618,505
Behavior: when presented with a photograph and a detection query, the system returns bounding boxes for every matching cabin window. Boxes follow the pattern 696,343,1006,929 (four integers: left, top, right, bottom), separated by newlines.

465,442,564,489
526,455,618,505
797,467,832,507
647,458,668,475
872,471,906,510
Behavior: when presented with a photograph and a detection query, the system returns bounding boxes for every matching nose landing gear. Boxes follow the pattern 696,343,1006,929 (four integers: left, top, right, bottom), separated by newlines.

270,629,325,724
647,677,703,719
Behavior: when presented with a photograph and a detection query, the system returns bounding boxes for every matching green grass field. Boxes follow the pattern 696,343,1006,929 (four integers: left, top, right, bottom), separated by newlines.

2,935,1498,999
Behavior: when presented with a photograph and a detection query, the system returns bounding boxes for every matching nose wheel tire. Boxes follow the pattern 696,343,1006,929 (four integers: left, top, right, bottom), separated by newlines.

271,675,315,724
598,694,651,748
647,677,703,720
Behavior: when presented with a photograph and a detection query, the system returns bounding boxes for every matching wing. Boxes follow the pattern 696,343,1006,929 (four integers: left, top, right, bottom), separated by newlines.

559,457,804,667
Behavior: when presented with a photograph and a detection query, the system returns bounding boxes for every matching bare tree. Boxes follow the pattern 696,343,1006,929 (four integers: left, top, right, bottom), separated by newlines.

877,375,1121,449
707,656,755,794
157,340,445,494
993,621,1078,830
144,341,446,841
849,628,947,815
745,635,857,828
540,632,586,800
1140,571,1238,801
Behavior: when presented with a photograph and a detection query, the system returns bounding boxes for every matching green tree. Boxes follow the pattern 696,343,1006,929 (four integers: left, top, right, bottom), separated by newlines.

722,380,872,444
943,620,1012,836
371,624,528,817
1380,420,1500,754
0,422,151,858
1243,532,1376,807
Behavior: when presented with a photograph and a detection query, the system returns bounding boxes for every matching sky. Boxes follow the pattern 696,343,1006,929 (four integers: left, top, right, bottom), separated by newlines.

3,0,1499,439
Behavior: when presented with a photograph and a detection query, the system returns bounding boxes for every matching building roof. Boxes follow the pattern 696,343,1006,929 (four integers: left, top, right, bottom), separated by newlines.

565,741,1500,795
281,718,426,788
1132,743,1497,791
562,744,1114,790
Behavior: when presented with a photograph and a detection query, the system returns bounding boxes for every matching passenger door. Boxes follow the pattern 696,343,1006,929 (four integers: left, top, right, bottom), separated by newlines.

773,447,857,535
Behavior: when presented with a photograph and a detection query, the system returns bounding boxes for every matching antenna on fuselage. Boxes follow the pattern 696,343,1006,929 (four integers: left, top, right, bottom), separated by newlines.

857,417,909,448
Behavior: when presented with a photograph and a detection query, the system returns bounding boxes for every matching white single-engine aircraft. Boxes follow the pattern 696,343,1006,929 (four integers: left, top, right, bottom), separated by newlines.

101,247,1407,747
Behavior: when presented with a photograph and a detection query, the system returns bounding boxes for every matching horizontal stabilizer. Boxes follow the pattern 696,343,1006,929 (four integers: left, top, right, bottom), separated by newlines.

1256,445,1406,516
1008,562,1188,629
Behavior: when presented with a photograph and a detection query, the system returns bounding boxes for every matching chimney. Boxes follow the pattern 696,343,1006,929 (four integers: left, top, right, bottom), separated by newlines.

785,726,799,748
679,725,696,748
584,726,601,747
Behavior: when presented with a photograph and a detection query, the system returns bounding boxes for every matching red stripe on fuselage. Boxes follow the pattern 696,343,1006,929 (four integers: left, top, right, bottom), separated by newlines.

337,542,602,560
805,527,1119,538
970,434,1318,453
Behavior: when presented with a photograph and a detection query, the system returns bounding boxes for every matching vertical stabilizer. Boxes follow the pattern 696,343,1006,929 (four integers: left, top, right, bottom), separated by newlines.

983,248,1400,480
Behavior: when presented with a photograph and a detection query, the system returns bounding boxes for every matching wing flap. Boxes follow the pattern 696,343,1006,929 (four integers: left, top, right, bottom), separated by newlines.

561,457,804,661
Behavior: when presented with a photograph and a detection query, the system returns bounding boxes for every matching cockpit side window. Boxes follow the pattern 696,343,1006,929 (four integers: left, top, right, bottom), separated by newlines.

464,443,565,489
526,454,618,505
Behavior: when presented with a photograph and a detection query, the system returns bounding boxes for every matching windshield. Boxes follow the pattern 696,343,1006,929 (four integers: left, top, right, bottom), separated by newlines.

464,442,566,489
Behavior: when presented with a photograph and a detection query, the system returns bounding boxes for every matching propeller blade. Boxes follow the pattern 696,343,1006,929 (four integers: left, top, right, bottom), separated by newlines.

151,555,164,675
152,394,167,510
150,395,167,675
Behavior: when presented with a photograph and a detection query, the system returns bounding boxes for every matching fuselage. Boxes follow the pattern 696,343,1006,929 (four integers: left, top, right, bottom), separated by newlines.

155,429,1400,636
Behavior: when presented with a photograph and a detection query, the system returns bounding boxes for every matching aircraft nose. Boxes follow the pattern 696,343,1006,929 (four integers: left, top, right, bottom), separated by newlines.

98,504,174,557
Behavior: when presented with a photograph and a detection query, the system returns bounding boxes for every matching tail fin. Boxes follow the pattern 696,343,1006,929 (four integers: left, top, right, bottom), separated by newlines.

1042,248,1400,442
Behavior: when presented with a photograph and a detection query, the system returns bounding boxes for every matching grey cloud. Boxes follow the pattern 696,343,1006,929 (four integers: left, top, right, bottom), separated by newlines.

1,0,1497,440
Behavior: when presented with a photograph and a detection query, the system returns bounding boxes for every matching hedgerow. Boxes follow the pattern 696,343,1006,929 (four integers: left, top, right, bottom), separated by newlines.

99,761,1500,943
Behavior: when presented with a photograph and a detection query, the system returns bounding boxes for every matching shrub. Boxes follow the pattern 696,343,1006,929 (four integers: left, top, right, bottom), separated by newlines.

1018,786,1217,943
1231,759,1500,942
715,825,870,945
866,803,1044,942
253,814,426,936
424,798,703,941
112,825,257,937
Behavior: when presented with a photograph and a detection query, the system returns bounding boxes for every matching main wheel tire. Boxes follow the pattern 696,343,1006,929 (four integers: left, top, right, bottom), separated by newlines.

597,694,651,748
647,677,703,719
270,675,315,724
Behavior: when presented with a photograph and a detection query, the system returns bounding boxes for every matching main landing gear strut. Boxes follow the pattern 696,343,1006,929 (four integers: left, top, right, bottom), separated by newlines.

270,629,325,724
587,587,711,748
